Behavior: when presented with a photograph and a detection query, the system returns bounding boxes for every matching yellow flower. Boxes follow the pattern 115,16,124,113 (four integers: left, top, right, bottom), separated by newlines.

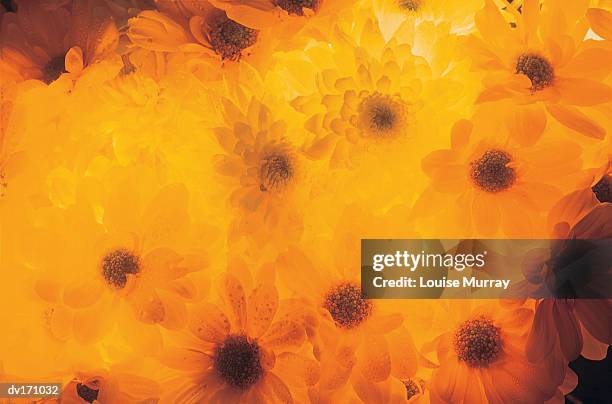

159,270,318,403
416,109,589,237
23,165,209,349
428,300,571,404
370,0,484,40
0,0,119,85
466,0,612,141
284,16,474,187
210,91,313,249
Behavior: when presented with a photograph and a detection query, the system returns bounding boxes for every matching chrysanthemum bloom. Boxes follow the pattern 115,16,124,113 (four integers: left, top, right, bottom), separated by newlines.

0,0,119,85
370,0,484,40
211,94,312,249
465,0,612,142
26,167,209,348
159,272,318,403
522,204,612,363
276,244,419,403
427,300,570,404
415,111,588,237
287,16,474,173
59,368,160,404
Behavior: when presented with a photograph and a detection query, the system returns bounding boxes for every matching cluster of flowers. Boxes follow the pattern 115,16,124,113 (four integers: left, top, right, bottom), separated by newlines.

0,0,611,403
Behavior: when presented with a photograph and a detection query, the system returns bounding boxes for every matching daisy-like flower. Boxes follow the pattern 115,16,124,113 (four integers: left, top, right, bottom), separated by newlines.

0,0,119,85
522,204,612,363
206,0,354,51
159,270,318,403
277,228,419,402
415,109,588,237
25,165,209,349
211,91,312,249
465,0,612,142
126,0,274,79
59,366,160,404
428,300,571,404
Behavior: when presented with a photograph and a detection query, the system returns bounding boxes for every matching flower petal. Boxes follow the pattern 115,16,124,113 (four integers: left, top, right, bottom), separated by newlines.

190,302,230,343
546,104,606,139
247,283,279,338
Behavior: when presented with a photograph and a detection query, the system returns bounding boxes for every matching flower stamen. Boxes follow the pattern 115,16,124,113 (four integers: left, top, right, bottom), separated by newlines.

324,282,372,329
76,383,99,403
358,92,408,139
42,55,66,84
214,334,263,390
209,16,258,61
274,0,320,15
516,53,554,91
592,174,611,203
259,153,293,192
470,149,516,193
101,249,140,289
453,315,502,367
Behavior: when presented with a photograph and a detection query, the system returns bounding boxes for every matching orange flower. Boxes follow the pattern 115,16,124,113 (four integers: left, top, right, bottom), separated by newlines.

466,0,612,142
523,205,612,362
59,367,160,404
159,270,318,403
416,110,588,237
127,0,275,78
428,300,571,404
276,237,419,403
0,0,119,85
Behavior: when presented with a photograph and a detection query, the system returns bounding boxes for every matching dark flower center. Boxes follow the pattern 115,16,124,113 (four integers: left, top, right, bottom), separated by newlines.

399,0,421,11
370,104,396,132
359,93,407,138
274,0,320,15
259,153,293,192
592,174,612,203
403,379,421,400
454,315,502,367
323,282,372,329
516,53,554,91
76,383,99,403
42,55,66,84
1,0,16,12
470,149,516,193
209,16,258,61
214,334,263,390
101,249,140,289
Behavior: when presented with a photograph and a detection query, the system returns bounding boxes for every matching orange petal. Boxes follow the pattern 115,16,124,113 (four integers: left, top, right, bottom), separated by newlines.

247,283,278,338
64,46,83,75
450,119,473,150
190,302,230,343
587,8,612,39
505,105,547,146
274,352,320,387
222,274,247,331
159,347,212,371
557,78,612,106
471,193,500,236
260,320,305,350
357,334,391,382
546,104,606,139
